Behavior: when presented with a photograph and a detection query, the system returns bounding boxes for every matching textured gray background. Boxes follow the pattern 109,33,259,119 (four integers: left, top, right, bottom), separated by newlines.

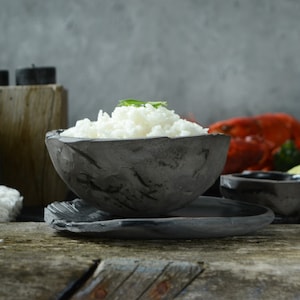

1,0,300,127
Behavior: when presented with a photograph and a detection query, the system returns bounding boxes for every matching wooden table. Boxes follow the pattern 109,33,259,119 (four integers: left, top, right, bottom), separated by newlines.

1,222,300,300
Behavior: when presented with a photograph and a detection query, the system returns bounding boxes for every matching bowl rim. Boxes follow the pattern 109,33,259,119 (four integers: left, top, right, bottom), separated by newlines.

46,129,229,143
221,171,300,184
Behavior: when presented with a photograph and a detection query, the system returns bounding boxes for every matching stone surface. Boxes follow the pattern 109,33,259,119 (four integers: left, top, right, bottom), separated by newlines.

0,0,300,126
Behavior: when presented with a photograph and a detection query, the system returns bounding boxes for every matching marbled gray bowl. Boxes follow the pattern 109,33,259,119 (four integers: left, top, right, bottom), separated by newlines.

220,171,300,217
45,130,230,217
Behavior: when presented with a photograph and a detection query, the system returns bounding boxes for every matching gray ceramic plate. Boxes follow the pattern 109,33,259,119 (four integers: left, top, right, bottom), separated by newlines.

44,196,274,239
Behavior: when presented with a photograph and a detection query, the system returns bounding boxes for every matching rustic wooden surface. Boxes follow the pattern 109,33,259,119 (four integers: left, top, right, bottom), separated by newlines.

0,86,68,207
70,258,203,300
1,222,300,299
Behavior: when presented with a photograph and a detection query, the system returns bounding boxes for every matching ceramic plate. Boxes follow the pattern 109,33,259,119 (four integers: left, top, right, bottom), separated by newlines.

44,196,274,239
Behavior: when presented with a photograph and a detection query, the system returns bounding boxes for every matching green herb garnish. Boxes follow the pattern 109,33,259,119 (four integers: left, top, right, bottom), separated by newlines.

273,140,300,171
118,99,167,108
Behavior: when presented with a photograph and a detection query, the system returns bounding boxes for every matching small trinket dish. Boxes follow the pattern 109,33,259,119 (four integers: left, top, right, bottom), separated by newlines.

220,171,300,217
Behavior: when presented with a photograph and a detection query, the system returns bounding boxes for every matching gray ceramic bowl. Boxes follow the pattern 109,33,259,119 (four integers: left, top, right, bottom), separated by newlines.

45,130,230,217
220,171,300,217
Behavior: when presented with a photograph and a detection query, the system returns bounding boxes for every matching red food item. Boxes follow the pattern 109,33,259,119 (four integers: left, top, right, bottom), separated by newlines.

208,113,300,173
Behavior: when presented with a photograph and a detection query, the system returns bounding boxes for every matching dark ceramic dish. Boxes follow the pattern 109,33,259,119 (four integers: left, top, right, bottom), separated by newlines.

44,196,274,239
220,171,300,217
45,130,230,217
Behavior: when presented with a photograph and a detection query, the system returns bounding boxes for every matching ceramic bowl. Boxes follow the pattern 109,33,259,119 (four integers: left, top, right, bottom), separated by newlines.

220,171,300,217
45,130,230,217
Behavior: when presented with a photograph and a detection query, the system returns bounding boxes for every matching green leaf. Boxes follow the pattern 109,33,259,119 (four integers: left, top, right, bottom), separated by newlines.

273,140,300,171
118,99,167,108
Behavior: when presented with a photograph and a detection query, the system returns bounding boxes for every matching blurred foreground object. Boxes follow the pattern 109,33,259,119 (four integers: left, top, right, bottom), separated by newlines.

209,113,300,173
0,185,23,222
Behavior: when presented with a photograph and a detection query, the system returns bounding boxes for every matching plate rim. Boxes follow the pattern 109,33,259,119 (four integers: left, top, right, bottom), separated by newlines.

45,196,275,239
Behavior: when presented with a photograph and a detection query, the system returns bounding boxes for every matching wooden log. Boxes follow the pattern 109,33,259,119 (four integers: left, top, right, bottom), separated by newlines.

0,85,68,206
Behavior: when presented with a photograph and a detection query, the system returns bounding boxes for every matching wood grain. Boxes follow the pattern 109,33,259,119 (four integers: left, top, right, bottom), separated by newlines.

71,259,202,300
1,223,300,299
0,85,68,206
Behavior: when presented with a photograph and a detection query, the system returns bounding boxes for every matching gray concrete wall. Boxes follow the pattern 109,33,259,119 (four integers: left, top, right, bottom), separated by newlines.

1,0,300,127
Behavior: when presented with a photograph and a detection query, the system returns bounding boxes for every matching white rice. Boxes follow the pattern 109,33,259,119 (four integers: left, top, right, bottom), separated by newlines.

61,104,208,139
0,185,23,222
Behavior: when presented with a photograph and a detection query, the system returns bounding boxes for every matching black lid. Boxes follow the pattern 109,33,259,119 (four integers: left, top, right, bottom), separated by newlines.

16,66,56,85
0,70,9,86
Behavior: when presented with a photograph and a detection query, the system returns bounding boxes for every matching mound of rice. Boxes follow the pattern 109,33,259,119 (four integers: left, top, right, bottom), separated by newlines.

0,185,23,222
61,104,208,139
